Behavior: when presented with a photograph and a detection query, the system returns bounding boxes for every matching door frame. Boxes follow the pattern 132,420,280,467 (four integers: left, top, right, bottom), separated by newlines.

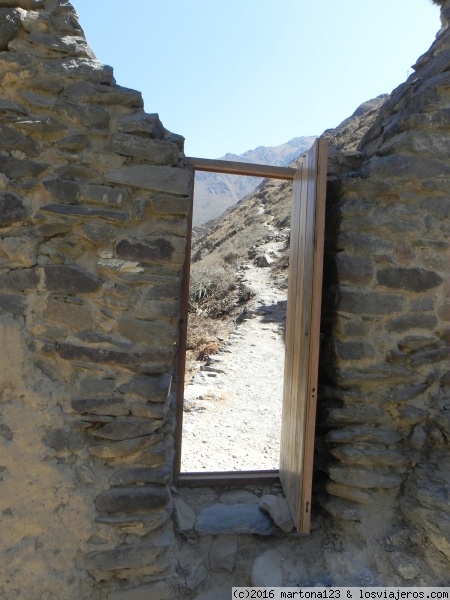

173,139,327,533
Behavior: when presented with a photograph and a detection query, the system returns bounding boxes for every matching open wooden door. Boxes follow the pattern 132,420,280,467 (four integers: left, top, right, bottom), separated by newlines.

280,137,328,533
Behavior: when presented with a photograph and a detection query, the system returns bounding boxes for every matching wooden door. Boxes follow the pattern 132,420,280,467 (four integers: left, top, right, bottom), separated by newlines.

280,138,328,533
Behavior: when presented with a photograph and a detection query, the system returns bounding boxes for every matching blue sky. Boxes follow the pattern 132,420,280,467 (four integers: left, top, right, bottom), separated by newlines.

73,1,441,159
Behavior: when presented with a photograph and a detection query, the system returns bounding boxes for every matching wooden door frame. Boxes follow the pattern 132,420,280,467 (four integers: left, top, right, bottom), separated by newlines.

173,142,327,532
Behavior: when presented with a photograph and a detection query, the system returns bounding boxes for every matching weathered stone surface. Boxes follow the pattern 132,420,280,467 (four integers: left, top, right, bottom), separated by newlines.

250,549,283,587
106,134,179,164
133,297,180,320
150,195,190,216
110,464,172,486
42,265,101,294
0,0,43,10
0,155,47,180
108,581,170,600
339,288,404,315
115,112,165,138
79,542,166,572
132,439,172,468
79,183,128,207
119,373,172,403
174,497,196,533
328,466,403,489
209,536,237,573
43,178,80,204
43,428,84,452
71,397,129,416
62,81,143,108
106,165,192,196
117,316,177,348
0,292,26,315
95,485,170,514
60,342,173,372
334,341,375,360
330,444,407,467
41,203,127,221
88,433,163,459
92,418,163,441
335,255,373,284
0,8,22,51
377,267,443,292
115,236,186,265
259,495,294,532
53,98,110,129
0,125,39,157
43,298,93,328
219,490,259,504
0,192,29,226
40,57,114,84
389,551,422,580
386,314,438,333
0,267,38,290
327,426,402,445
16,116,66,134
196,503,276,535
129,398,171,419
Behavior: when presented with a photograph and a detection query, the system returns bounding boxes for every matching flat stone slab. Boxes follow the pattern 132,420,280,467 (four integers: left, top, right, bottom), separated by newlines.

196,503,276,535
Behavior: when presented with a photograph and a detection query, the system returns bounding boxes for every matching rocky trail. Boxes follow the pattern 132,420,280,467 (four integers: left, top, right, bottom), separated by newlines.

181,222,288,472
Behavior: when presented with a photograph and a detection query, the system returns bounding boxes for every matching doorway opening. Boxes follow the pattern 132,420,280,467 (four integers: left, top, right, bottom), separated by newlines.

174,139,328,534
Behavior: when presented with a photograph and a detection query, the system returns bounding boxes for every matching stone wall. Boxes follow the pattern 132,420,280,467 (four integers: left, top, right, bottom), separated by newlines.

1,0,450,598
0,1,192,598
320,0,450,579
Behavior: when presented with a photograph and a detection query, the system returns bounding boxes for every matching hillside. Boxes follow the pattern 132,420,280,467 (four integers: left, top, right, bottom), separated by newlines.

187,94,390,357
192,136,317,226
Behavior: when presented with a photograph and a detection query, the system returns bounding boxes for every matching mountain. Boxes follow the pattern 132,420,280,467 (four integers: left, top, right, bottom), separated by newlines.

192,136,317,227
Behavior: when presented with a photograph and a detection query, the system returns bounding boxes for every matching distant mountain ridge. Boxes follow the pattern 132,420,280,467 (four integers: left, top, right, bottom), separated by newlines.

193,136,317,227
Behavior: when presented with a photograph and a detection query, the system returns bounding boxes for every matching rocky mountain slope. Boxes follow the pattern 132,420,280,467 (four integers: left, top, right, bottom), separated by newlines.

192,136,316,226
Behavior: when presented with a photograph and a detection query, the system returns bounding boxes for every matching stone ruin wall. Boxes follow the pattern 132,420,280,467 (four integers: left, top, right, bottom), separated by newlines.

0,1,192,598
320,0,450,577
0,0,449,598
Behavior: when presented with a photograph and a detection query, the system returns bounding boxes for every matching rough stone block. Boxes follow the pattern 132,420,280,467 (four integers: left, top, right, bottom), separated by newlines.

117,316,177,348
40,57,114,84
62,81,143,108
328,466,403,489
0,8,22,51
53,98,110,129
150,195,190,216
115,236,186,265
108,581,170,600
0,192,29,226
119,373,172,403
92,418,164,441
80,543,165,572
209,535,237,573
386,314,438,333
377,267,443,292
335,255,373,284
115,112,165,138
58,342,173,373
259,495,294,532
196,503,276,535
110,464,172,486
43,428,84,452
71,397,129,416
79,183,128,207
42,265,101,294
330,444,407,467
334,341,376,360
106,134,179,164
0,267,38,290
0,125,39,157
250,549,283,587
339,288,404,315
41,203,127,221
88,433,164,459
43,298,93,328
0,156,46,179
43,178,80,204
106,164,192,196
0,292,27,315
95,485,170,514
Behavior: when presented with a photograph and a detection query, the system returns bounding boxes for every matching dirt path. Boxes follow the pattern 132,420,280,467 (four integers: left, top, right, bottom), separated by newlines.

181,225,288,472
